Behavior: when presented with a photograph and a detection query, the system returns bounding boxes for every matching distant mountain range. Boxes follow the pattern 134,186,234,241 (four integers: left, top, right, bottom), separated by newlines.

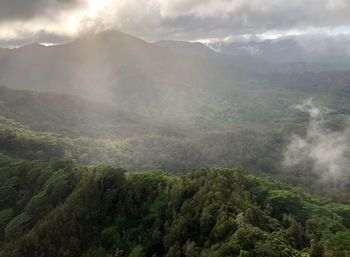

0,31,248,118
208,36,350,66
1,30,350,125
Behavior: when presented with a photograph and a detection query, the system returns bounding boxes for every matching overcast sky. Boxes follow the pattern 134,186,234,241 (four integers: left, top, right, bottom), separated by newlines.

1,0,350,47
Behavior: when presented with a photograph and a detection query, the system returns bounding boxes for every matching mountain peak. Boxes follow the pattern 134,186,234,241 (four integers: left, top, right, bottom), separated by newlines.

155,40,216,57
74,29,148,45
17,42,45,50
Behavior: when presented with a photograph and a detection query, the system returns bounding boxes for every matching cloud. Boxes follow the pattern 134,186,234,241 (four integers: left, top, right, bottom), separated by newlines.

1,0,350,46
0,0,85,21
284,99,350,184
111,0,350,40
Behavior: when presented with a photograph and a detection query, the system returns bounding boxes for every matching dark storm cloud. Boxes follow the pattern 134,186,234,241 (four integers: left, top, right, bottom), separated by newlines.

0,0,84,21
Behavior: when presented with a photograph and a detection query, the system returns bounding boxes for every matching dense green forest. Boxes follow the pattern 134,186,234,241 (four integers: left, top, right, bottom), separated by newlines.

0,154,349,257
2,109,350,201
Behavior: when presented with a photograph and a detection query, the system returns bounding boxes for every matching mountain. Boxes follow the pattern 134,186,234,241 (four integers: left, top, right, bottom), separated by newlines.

1,30,350,127
0,154,349,257
155,40,217,58
209,37,350,71
0,31,284,121
2,30,350,127
210,38,308,63
0,31,244,118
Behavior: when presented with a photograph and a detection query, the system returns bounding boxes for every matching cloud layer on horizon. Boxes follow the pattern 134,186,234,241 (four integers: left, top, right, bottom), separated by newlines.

207,33,350,62
1,0,350,47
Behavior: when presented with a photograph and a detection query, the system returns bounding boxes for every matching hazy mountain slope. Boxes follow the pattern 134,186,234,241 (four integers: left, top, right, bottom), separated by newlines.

1,31,350,126
0,86,151,138
209,37,350,71
0,31,243,118
0,31,280,121
155,40,218,58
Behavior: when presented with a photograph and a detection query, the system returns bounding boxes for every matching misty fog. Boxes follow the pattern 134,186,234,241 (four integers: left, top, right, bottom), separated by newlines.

284,99,350,187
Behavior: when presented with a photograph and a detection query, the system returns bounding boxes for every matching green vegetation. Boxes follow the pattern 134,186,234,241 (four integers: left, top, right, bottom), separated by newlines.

2,113,349,202
0,155,349,256
1,87,349,255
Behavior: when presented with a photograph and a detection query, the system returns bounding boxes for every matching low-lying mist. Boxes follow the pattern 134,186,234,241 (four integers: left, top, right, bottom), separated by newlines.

284,99,350,188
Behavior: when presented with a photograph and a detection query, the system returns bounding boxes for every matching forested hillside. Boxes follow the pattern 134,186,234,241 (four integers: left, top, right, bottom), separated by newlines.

1,86,350,201
0,86,150,138
0,154,349,257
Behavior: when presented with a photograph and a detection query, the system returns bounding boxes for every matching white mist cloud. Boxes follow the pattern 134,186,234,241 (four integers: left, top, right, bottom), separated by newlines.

284,99,350,182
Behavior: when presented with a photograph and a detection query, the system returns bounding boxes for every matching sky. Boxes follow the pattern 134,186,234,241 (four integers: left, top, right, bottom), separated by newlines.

1,0,350,48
